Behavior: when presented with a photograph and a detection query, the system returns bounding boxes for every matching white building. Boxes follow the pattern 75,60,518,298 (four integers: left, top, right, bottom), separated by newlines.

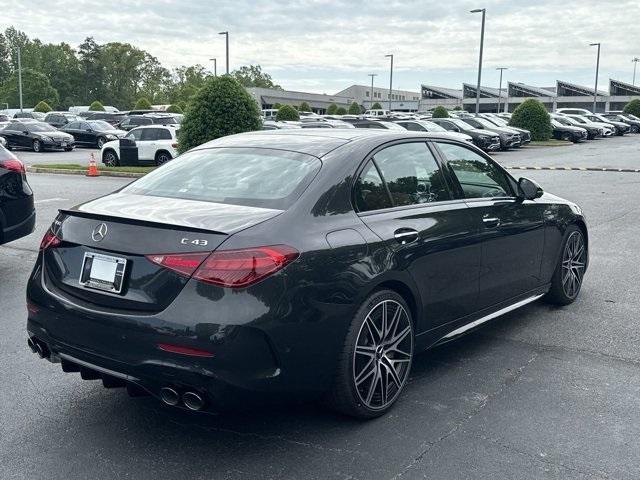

334,84,421,112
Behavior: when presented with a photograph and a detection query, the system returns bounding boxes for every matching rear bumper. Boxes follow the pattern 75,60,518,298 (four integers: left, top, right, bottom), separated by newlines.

1,209,35,244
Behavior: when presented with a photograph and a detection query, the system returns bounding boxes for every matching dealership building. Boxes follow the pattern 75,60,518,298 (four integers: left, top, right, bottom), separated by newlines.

420,79,640,113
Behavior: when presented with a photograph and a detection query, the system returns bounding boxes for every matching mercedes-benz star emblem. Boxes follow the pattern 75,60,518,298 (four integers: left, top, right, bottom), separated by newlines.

91,223,108,242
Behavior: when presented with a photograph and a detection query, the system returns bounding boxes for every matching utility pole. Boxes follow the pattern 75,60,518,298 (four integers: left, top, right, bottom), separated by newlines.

209,58,217,77
496,67,507,113
17,46,23,112
590,43,601,113
471,8,486,115
219,31,229,74
385,54,393,112
633,57,639,85
368,73,377,109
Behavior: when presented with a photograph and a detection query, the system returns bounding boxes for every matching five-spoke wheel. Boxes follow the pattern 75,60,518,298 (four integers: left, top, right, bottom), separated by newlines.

546,225,587,305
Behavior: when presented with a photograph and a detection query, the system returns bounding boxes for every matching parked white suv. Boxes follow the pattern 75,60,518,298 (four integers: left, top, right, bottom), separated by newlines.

100,125,179,167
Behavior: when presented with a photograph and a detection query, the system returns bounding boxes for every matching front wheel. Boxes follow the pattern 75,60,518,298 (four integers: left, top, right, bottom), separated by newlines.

561,132,572,142
32,139,42,152
545,225,587,305
97,137,106,149
327,290,414,418
630,125,639,134
102,150,119,167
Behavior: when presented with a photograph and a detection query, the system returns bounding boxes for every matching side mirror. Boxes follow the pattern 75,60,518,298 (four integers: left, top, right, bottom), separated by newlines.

23,130,29,135
518,177,543,200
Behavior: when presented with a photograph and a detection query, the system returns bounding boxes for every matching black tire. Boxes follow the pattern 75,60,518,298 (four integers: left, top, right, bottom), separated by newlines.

97,137,106,149
561,132,572,142
64,147,74,152
155,151,171,166
32,139,42,153
327,289,414,419
630,125,639,134
102,149,119,167
545,225,587,306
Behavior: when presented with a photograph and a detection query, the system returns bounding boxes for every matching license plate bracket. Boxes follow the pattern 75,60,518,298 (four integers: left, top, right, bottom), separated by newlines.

79,252,127,294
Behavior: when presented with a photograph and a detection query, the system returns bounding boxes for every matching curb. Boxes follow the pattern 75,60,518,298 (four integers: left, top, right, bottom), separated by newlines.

506,166,640,173
26,167,146,178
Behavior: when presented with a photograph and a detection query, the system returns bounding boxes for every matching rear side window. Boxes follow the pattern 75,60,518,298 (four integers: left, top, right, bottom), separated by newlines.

140,129,159,141
156,129,172,140
354,161,392,212
122,148,321,210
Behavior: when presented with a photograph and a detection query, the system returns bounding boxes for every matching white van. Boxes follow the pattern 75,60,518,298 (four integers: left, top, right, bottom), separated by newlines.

364,109,390,117
262,109,279,120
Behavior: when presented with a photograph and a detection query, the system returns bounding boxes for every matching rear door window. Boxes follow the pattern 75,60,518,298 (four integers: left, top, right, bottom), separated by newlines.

122,148,321,210
140,129,159,141
156,128,172,140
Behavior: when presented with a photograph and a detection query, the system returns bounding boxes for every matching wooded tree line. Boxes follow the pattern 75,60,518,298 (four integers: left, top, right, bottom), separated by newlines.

0,27,281,110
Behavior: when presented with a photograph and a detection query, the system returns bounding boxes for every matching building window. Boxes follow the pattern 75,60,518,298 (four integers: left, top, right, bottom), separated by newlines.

366,91,369,97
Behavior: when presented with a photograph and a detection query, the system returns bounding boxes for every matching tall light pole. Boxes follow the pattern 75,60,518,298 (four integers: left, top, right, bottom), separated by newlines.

17,46,23,112
385,54,393,112
471,8,486,115
219,31,229,74
209,58,217,77
590,43,601,113
633,57,639,85
496,67,507,113
368,73,377,109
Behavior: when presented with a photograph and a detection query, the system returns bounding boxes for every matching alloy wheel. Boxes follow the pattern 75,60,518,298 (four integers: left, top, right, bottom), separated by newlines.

33,140,41,152
156,153,170,165
561,231,586,299
103,151,117,167
353,299,413,410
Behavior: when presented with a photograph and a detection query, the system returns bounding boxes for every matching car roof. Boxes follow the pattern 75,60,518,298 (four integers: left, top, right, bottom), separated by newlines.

193,129,463,158
130,124,178,130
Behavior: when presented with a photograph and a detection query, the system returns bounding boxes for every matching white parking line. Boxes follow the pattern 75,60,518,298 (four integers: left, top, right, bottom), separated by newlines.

34,197,68,204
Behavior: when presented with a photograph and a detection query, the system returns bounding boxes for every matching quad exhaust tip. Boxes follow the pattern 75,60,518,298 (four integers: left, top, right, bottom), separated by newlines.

182,391,205,411
160,387,180,406
28,337,49,358
27,338,37,353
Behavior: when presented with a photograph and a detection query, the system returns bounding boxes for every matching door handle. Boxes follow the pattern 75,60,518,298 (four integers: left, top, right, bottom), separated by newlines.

482,216,501,228
394,228,419,245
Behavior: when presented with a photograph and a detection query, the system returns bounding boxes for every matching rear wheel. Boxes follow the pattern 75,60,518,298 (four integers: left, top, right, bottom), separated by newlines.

102,150,119,167
327,290,414,418
32,139,42,153
155,151,171,166
545,225,587,305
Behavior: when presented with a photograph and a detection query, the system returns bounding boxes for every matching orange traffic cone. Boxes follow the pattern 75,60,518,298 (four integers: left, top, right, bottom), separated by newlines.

87,153,99,177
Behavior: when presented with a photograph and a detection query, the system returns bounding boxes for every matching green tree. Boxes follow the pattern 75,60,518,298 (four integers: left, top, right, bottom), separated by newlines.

298,102,311,112
89,100,105,111
0,68,59,108
327,103,338,115
335,107,347,115
371,102,382,110
33,100,52,113
134,97,153,110
273,102,282,109
231,65,280,89
166,104,183,114
453,106,462,111
276,104,299,121
177,100,188,111
177,76,261,153
431,106,449,118
623,99,640,118
348,102,361,115
509,98,552,141
166,64,211,105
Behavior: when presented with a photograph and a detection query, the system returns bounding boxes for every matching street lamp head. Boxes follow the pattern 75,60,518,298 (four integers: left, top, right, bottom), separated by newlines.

470,8,485,13
209,58,216,61
589,43,600,46
385,54,393,58
218,31,228,35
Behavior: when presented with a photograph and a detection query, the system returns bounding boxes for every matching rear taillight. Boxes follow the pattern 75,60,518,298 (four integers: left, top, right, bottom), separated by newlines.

171,142,178,148
145,252,209,277
39,229,61,250
0,158,25,174
146,245,299,288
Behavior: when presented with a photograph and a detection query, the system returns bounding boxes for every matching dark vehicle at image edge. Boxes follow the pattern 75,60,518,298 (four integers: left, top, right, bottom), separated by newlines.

26,129,589,419
0,145,35,245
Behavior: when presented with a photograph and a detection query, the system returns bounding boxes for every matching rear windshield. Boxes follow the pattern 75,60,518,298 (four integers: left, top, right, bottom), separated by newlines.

122,148,321,210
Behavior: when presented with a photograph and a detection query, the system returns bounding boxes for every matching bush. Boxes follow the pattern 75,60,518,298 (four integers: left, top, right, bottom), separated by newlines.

431,106,449,118
89,100,105,111
177,100,188,112
509,98,552,141
177,76,262,153
166,104,183,114
623,99,640,118
33,101,52,113
276,104,300,121
134,97,153,110
348,102,361,115
298,102,311,112
327,104,338,115
273,102,282,109
335,107,347,115
371,102,382,110
453,106,462,111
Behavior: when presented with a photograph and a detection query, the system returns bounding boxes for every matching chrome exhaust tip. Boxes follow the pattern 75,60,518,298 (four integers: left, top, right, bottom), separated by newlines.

182,391,205,411
27,338,37,353
35,342,46,358
160,387,180,406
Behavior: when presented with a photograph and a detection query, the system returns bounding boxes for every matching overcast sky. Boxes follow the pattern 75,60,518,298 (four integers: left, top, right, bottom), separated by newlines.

2,0,639,94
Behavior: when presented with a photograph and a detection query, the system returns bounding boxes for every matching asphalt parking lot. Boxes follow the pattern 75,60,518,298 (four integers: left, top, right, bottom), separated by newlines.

12,146,99,167
2,138,640,479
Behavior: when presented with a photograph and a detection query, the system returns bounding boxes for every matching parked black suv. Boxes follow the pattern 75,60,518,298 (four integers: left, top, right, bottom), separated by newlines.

118,115,179,131
602,113,640,133
44,112,82,128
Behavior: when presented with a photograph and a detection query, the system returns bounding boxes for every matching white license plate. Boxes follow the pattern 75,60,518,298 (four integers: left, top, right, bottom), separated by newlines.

79,253,127,293
61,142,67,147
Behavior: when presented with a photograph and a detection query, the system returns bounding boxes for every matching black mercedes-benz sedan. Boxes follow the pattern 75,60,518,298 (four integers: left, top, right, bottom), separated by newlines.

26,130,588,418
1,121,75,152
0,145,35,245
61,120,126,148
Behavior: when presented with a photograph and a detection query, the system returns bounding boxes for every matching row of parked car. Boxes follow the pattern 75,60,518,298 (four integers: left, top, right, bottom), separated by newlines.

0,109,182,153
262,107,640,153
